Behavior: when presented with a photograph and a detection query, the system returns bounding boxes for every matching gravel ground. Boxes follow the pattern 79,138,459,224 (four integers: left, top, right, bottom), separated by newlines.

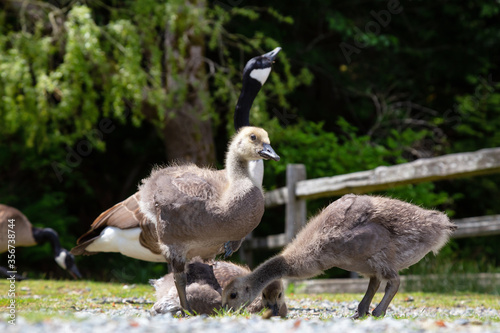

2,297,500,333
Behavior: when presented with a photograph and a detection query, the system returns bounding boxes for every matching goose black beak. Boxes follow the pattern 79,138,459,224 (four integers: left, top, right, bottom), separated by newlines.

69,265,82,279
259,143,280,161
262,47,281,62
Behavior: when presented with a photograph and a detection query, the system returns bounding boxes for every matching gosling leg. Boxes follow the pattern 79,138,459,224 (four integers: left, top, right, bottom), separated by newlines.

171,259,192,314
353,276,381,319
372,275,400,317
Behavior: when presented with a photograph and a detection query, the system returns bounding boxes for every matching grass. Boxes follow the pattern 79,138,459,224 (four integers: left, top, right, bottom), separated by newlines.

287,292,500,310
0,279,154,322
1,279,499,323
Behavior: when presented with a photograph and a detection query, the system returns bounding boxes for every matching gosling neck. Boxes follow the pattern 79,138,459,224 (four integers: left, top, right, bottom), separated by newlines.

244,255,289,298
225,147,261,189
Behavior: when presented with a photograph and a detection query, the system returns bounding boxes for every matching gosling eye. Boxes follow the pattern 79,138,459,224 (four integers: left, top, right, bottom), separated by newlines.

278,292,282,298
230,292,237,299
250,134,257,141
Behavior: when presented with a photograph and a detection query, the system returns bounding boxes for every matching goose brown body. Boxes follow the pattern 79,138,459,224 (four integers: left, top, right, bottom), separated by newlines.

139,126,279,311
70,193,163,260
222,194,456,318
0,205,36,251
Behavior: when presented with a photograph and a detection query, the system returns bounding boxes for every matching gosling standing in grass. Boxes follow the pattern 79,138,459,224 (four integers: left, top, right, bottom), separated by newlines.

139,127,280,312
222,194,456,318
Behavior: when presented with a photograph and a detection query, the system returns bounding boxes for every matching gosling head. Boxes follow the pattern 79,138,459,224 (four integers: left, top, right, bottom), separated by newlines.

221,276,255,312
261,280,287,317
231,127,280,162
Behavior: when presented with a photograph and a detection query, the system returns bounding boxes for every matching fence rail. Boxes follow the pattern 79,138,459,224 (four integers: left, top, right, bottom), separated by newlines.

242,147,500,264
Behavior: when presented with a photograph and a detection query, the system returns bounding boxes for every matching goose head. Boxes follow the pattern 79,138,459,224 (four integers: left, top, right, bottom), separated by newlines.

55,249,82,279
243,47,281,87
230,127,280,162
235,47,282,130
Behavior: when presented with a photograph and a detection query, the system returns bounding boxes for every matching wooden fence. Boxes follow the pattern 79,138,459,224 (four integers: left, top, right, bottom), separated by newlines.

241,147,500,266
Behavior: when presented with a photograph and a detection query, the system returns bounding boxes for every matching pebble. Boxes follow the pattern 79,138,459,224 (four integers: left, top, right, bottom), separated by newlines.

2,298,499,332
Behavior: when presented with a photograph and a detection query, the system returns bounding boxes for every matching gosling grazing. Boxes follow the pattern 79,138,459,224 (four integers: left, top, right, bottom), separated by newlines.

150,258,222,315
140,127,279,312
0,204,82,280
150,258,287,317
71,47,281,262
212,261,287,317
222,194,456,318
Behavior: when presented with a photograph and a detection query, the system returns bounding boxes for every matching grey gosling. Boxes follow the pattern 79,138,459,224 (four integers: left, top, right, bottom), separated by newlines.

151,258,222,315
213,261,287,317
139,127,279,312
150,259,287,317
0,204,82,280
222,194,456,318
70,47,281,262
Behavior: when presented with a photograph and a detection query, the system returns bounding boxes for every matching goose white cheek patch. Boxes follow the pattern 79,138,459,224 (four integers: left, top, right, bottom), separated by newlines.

249,67,272,86
55,251,67,269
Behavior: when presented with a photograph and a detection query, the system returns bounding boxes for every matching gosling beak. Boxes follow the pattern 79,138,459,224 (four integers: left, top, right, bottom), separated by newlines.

271,304,280,317
262,47,281,62
259,143,280,161
69,265,82,279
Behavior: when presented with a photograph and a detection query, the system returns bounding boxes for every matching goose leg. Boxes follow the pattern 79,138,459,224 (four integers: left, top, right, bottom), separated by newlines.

171,259,192,314
353,276,381,319
372,275,400,317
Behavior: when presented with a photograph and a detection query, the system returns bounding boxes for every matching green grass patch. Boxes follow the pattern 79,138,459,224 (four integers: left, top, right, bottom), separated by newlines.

0,279,154,322
1,279,499,323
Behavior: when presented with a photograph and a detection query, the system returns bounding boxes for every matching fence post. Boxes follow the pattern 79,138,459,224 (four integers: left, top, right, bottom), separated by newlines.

285,164,307,243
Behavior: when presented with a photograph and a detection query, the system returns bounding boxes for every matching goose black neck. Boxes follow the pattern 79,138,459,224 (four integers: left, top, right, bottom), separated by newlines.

234,77,263,131
32,227,62,256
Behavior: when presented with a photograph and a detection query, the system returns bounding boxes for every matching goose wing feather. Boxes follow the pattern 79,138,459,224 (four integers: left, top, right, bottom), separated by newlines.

71,193,161,255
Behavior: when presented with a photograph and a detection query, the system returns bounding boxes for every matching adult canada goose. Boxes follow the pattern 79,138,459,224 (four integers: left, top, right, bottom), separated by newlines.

222,194,457,318
150,258,287,317
71,47,282,261
139,126,280,312
0,204,82,280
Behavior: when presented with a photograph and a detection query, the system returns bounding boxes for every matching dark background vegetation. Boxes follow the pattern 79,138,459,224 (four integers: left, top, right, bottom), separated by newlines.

1,0,499,284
